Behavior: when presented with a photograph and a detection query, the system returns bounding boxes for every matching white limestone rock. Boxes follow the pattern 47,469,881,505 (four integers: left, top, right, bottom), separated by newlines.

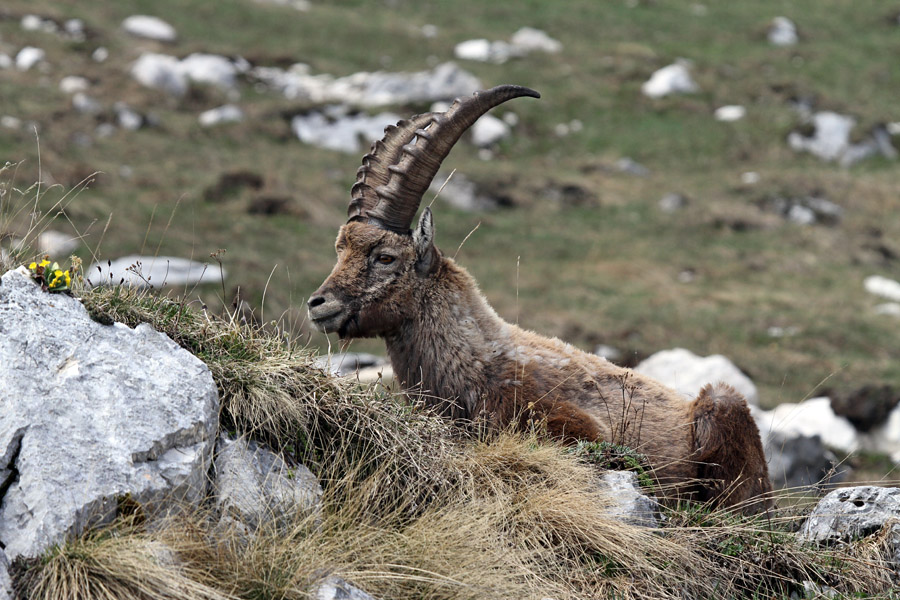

754,397,858,454
88,255,226,288
122,15,177,42
768,17,798,46
59,75,90,94
291,109,401,154
199,104,244,127
179,53,238,89
714,105,746,122
634,348,759,405
510,27,562,53
599,471,659,527
641,62,698,98
15,47,45,71
865,275,900,302
38,230,79,256
471,113,510,147
131,52,188,96
0,268,219,559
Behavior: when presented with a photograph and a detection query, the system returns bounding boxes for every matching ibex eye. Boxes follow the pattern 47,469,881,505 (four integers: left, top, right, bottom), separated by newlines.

376,254,395,265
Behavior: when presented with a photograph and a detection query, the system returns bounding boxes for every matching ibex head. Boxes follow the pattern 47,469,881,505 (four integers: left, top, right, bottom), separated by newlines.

308,85,540,339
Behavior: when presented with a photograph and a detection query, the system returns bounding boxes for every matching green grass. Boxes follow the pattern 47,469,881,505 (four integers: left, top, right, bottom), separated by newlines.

2,0,899,409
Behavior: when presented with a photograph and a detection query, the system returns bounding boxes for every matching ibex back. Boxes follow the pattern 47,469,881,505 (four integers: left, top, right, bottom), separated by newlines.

308,85,773,513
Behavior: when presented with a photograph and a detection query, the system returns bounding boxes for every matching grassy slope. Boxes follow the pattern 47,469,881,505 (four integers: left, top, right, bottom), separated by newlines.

1,0,899,408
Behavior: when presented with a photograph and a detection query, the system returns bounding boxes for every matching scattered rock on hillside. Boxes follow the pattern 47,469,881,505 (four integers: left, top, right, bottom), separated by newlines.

291,107,401,153
800,486,900,566
865,275,900,302
254,61,481,108
634,348,759,406
762,193,843,226
59,75,90,94
0,267,219,559
0,54,12,70
454,39,519,64
615,157,651,177
199,104,244,126
0,551,10,600
122,15,177,42
179,53,239,89
88,255,226,288
754,397,858,454
768,16,798,46
471,113,510,147
15,47,45,71
658,192,689,213
714,105,746,122
72,92,103,115
641,61,698,98
429,172,504,212
131,52,188,96
599,471,659,527
510,27,563,53
788,112,898,166
214,436,322,534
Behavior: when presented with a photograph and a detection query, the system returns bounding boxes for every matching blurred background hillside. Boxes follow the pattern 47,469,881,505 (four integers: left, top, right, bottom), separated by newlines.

1,0,898,412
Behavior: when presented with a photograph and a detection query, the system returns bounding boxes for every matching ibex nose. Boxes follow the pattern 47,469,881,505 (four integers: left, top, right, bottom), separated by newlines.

307,295,326,309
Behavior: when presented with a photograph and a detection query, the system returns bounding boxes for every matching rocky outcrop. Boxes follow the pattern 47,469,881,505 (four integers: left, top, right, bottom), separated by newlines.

599,471,659,528
0,267,219,559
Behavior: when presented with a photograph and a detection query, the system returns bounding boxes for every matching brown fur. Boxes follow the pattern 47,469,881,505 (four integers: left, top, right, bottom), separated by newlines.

310,220,774,513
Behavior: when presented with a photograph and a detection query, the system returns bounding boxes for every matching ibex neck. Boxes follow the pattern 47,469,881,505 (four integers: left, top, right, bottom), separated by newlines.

383,258,512,419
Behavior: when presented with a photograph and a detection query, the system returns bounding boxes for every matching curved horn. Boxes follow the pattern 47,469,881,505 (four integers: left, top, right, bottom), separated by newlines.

348,84,540,233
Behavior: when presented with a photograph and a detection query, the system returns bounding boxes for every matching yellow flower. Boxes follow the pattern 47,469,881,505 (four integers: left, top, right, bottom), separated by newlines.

29,262,37,270
39,259,51,268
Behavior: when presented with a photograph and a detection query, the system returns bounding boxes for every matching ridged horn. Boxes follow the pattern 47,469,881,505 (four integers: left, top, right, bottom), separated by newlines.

347,84,540,234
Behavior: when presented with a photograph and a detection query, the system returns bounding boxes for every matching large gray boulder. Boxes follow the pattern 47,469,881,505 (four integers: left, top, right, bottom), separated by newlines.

799,486,900,567
762,429,847,490
214,436,323,533
0,267,219,559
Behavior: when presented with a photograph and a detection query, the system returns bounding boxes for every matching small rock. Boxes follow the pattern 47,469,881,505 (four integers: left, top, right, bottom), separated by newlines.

634,348,759,405
88,255,226,288
131,52,188,97
768,16,798,46
594,344,623,362
115,103,144,130
510,27,562,53
471,113,510,147
755,397,858,453
38,230,79,256
72,92,103,115
214,436,323,533
179,53,238,89
0,550,10,600
453,38,518,64
875,302,900,316
658,192,688,213
741,171,761,185
615,157,650,177
59,75,90,94
199,104,244,127
864,275,900,302
122,15,177,42
429,172,502,212
64,19,85,38
714,105,746,122
599,471,658,527
312,576,379,600
641,61,698,98
421,24,438,38
788,111,854,162
1,116,22,130
15,47,45,71
0,54,11,70
314,352,386,377
21,14,46,32
92,47,109,63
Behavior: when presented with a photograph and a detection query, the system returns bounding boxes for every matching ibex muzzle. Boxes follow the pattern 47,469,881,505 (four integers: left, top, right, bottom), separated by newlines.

308,85,773,513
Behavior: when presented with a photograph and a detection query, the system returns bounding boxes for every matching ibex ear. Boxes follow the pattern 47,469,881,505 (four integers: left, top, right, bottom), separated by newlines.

413,207,437,276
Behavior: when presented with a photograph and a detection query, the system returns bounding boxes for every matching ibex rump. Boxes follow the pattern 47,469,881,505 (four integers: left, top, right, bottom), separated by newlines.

309,85,772,513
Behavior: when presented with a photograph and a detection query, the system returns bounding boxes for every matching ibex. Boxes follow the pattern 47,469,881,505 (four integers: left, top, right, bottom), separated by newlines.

308,85,773,513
